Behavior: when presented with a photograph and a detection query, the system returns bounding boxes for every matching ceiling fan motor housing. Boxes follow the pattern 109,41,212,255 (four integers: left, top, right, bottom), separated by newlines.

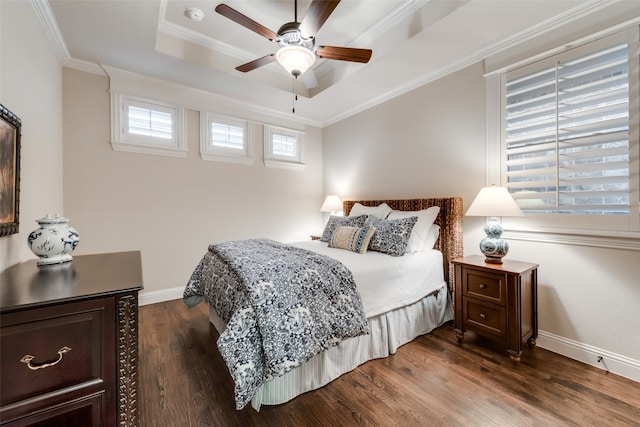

278,22,314,50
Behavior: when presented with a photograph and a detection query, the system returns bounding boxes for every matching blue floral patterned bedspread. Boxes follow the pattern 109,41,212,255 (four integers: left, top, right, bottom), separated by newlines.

183,238,369,409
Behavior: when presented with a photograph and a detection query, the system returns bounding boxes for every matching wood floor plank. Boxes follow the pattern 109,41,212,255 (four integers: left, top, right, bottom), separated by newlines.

138,299,640,426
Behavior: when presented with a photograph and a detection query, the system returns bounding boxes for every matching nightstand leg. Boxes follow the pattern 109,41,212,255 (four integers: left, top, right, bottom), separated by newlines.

508,348,523,362
454,329,464,343
527,337,537,349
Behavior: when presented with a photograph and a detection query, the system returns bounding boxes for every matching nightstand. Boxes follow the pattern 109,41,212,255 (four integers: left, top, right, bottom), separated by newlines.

452,255,538,362
310,234,321,240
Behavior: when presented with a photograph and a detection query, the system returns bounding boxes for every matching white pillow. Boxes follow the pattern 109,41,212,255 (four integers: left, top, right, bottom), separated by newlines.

348,202,392,219
387,206,440,252
423,224,440,250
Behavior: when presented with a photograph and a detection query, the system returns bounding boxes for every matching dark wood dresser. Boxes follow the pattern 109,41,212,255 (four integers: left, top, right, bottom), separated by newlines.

452,255,538,362
0,251,143,426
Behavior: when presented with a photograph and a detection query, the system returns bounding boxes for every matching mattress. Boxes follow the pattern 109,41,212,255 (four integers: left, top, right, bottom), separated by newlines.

292,241,446,317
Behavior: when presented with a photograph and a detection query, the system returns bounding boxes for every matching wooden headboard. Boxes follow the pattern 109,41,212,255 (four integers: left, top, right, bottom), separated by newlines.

343,198,463,291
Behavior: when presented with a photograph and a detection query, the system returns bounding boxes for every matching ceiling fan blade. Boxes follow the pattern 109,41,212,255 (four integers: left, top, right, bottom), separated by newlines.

215,4,278,41
316,46,372,63
299,0,340,38
235,54,277,73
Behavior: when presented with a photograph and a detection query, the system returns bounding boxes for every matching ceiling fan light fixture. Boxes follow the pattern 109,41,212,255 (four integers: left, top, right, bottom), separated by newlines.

276,45,315,76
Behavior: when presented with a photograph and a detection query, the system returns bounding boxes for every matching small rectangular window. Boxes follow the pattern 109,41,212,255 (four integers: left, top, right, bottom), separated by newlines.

264,125,305,170
110,93,186,157
200,112,253,164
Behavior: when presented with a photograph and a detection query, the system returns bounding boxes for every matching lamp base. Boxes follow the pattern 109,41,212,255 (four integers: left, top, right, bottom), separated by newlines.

479,218,509,264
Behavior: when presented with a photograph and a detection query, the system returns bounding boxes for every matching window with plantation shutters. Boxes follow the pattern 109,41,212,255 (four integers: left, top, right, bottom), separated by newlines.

199,112,253,165
110,93,186,157
505,41,631,215
498,27,640,235
264,125,305,171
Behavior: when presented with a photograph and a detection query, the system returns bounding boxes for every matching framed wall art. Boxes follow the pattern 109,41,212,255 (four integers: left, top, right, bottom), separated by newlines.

0,104,21,237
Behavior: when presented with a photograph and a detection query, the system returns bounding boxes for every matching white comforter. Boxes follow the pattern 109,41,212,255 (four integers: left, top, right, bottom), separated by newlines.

292,241,446,318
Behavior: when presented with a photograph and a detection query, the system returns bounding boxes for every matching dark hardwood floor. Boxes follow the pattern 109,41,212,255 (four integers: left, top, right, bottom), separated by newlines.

138,299,640,426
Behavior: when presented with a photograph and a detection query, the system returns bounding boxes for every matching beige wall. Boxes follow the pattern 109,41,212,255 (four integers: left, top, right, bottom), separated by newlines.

323,62,640,373
62,68,324,300
0,0,63,271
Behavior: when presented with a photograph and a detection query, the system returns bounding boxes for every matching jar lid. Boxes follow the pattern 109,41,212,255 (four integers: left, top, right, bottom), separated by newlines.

36,214,70,224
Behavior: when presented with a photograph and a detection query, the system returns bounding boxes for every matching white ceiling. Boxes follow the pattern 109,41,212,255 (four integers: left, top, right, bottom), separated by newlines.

44,0,622,126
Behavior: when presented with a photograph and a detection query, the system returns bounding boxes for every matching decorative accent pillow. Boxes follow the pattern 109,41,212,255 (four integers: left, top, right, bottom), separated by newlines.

387,206,440,252
367,216,418,256
329,226,376,254
321,215,368,243
348,202,392,219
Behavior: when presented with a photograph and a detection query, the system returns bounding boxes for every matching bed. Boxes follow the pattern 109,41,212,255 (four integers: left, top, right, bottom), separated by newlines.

184,197,463,411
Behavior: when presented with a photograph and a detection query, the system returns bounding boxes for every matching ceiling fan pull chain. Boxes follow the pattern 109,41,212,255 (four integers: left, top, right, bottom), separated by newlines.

292,75,296,114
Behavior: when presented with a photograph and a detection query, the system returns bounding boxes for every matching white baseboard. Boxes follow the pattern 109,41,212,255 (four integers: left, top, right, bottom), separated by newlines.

138,288,640,384
537,330,640,383
139,286,183,306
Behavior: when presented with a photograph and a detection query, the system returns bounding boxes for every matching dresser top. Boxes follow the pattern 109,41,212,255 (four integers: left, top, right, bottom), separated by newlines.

1,251,144,312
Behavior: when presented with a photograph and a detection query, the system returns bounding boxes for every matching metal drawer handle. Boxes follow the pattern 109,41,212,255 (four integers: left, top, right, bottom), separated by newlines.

20,346,72,371
480,313,487,319
480,284,487,289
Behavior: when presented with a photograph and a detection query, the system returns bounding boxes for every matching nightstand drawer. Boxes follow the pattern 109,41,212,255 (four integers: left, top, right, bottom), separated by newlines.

0,298,113,411
464,270,505,305
465,299,506,338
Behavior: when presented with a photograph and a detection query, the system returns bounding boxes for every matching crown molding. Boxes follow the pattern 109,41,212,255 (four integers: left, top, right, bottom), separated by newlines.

29,0,70,63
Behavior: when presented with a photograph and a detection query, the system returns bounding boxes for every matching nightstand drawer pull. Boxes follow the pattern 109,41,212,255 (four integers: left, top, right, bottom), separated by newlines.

20,346,72,371
480,284,487,289
480,313,486,319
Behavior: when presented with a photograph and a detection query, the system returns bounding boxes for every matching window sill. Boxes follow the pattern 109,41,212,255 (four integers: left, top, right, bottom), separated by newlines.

200,153,254,165
504,229,640,252
264,159,305,171
110,142,186,158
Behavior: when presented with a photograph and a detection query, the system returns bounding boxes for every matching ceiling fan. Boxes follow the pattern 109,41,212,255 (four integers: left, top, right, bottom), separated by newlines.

215,0,373,77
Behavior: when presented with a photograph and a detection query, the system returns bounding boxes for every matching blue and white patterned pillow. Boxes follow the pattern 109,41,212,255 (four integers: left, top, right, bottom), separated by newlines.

321,215,368,243
367,216,418,256
329,225,377,254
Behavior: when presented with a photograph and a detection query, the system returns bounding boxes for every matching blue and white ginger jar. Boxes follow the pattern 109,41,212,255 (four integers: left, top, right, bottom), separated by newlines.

27,214,80,266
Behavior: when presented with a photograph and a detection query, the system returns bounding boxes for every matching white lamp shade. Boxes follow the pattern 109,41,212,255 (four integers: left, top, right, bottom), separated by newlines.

320,195,343,213
276,45,316,76
466,185,523,217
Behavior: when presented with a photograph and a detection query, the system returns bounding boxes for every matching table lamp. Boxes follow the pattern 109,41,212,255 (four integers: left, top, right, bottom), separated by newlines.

466,185,523,264
320,195,343,216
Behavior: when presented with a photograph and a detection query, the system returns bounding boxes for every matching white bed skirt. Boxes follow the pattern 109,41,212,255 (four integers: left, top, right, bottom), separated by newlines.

209,283,454,411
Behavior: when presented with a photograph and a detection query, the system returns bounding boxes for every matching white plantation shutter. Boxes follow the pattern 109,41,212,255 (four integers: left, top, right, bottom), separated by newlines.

504,39,632,215
271,132,298,157
211,122,245,150
128,106,173,139
199,113,252,164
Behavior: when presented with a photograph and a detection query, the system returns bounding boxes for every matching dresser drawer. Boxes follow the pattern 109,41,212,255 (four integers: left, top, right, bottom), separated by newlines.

0,298,114,416
2,393,103,427
464,299,506,339
464,270,506,305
